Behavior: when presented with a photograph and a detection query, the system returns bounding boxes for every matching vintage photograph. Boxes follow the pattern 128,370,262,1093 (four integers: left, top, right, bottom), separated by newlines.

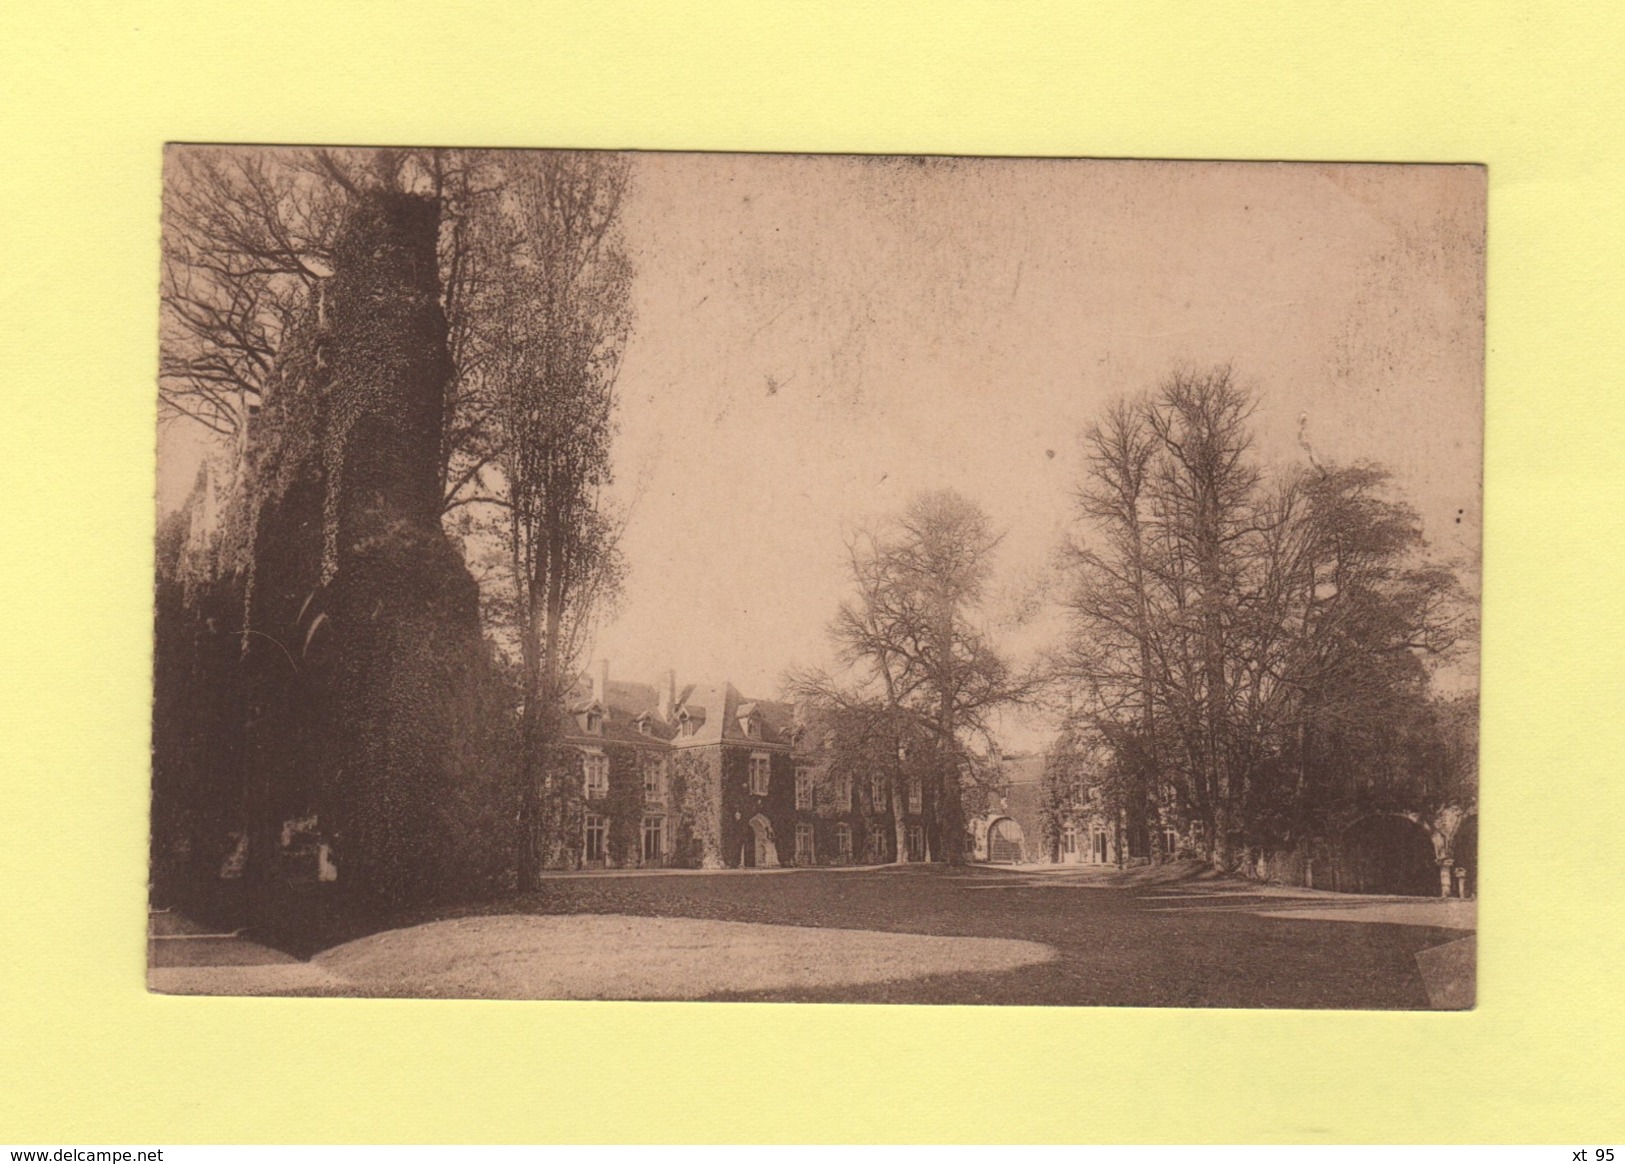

149,148,1482,1008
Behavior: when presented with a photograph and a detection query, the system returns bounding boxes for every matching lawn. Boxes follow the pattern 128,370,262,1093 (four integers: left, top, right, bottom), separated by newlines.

309,913,1057,1000
258,863,1470,1009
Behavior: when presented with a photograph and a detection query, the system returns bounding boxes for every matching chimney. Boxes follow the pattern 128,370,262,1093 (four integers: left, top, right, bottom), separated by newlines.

659,669,676,721
592,658,609,705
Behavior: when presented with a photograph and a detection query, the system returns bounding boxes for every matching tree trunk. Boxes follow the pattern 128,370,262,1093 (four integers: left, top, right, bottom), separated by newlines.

516,669,543,892
1213,802,1237,872
891,771,908,864
938,723,967,865
237,186,508,910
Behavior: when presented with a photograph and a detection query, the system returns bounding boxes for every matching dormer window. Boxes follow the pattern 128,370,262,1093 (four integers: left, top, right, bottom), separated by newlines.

637,716,652,736
577,699,605,735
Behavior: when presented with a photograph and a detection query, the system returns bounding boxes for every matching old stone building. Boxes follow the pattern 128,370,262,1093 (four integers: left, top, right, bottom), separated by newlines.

969,755,1042,864
556,663,929,869
972,753,1170,867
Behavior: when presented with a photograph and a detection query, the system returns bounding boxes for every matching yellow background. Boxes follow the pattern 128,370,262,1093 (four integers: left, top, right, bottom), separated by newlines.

2,1,1620,1144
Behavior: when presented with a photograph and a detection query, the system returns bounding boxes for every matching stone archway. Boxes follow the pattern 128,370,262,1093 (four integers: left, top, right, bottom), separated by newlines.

744,814,779,868
987,816,1025,864
1335,814,1440,896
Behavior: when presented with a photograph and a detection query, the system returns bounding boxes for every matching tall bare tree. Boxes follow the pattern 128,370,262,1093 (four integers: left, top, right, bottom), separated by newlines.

455,151,633,888
159,147,346,440
795,489,1035,864
1059,366,1470,868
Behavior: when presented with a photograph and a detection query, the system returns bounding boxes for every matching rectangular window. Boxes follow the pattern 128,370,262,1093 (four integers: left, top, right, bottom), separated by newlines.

835,772,852,812
907,824,925,862
643,754,666,802
749,752,771,796
641,815,664,863
583,751,610,799
907,774,923,815
868,824,888,863
1063,821,1079,855
584,812,606,863
795,766,813,810
836,823,853,863
795,822,815,864
870,774,886,810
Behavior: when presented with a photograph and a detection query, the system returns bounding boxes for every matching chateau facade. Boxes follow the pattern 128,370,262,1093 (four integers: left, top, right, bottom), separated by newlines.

557,663,932,869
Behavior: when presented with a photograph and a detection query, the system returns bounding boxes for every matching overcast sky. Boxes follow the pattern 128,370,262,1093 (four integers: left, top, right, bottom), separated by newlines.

158,155,1484,745
599,156,1483,720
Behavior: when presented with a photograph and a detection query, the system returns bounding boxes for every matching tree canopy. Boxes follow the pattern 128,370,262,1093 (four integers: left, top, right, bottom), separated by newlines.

792,489,1038,863
1055,367,1472,866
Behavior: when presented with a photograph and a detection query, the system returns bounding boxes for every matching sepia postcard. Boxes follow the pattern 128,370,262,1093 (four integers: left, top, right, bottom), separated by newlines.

149,149,1483,1008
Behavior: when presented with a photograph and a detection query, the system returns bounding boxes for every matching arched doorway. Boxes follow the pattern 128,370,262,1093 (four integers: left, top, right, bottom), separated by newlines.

987,817,1024,864
743,814,779,868
1336,815,1439,896
1452,814,1478,898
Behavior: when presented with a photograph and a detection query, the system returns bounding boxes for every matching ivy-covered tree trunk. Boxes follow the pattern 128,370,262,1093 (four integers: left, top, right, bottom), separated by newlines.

239,185,514,914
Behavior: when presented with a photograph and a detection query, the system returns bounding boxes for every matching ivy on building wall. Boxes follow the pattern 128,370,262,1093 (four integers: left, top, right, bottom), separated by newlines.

153,187,517,920
673,749,723,868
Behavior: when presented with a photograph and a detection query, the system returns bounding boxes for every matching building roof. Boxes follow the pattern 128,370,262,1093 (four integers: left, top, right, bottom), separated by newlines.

560,669,797,749
564,674,675,746
672,681,796,748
